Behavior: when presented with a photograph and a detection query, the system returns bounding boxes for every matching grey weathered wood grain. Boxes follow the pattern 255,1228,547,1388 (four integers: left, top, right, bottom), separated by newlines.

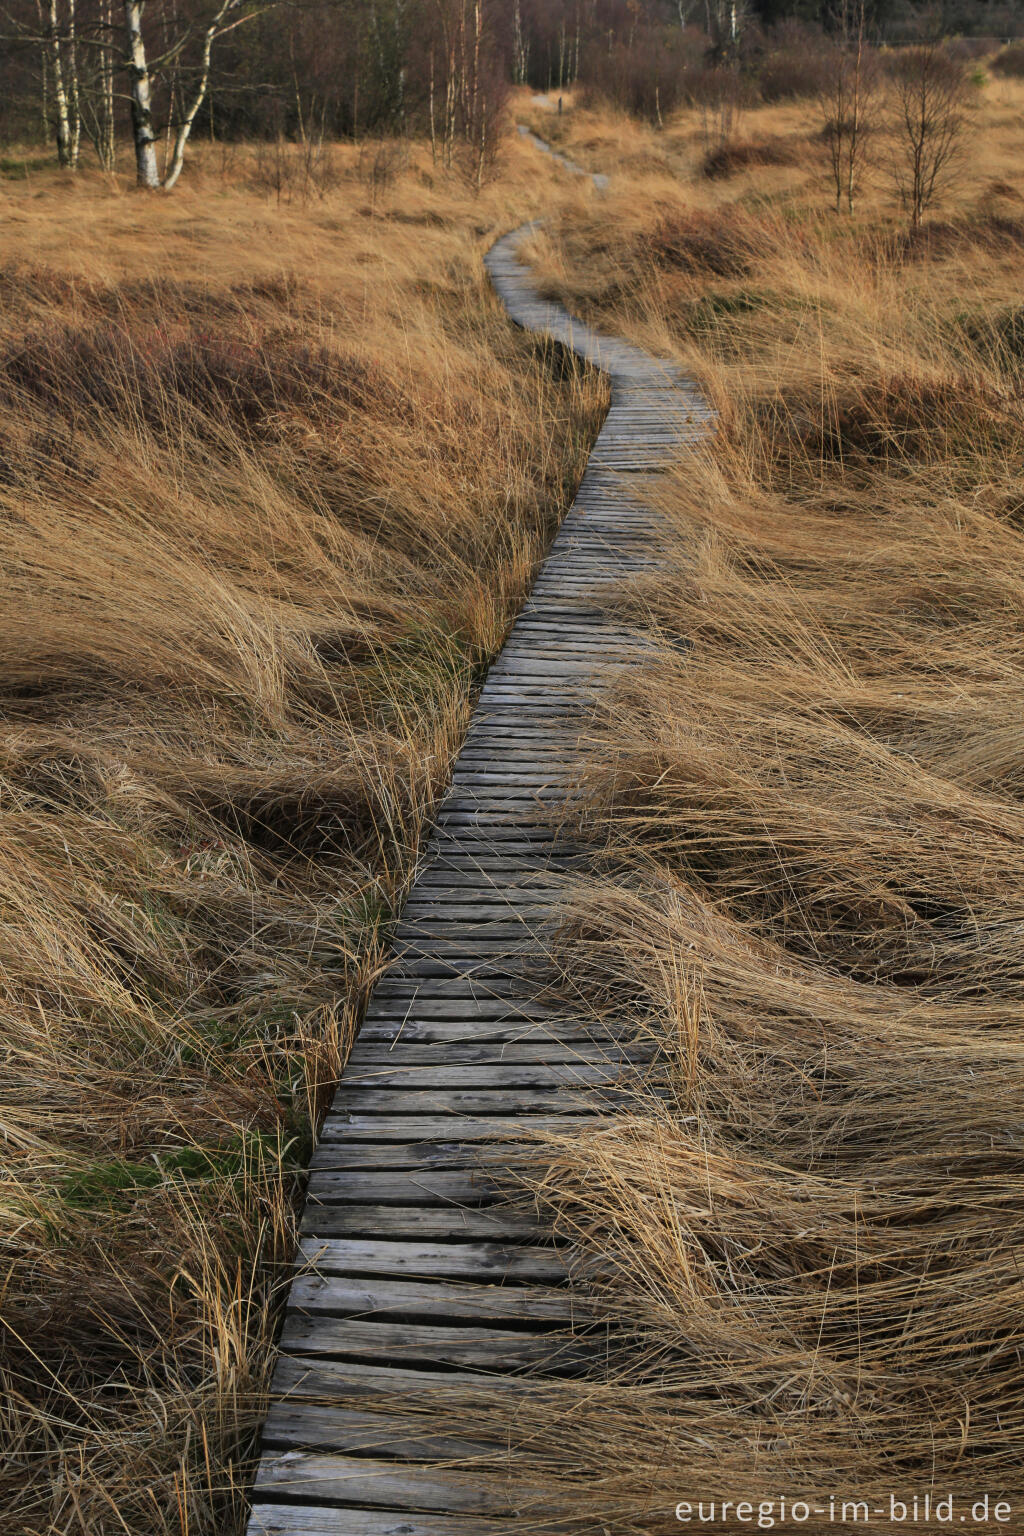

338,1062,641,1090
277,1315,587,1372
299,1205,550,1240
294,1237,569,1282
261,1404,498,1459
344,1043,654,1067
269,1353,532,1399
317,1113,603,1142
287,1274,579,1323
248,1508,512,1536
308,1139,571,1172
326,1087,626,1115
253,1453,551,1515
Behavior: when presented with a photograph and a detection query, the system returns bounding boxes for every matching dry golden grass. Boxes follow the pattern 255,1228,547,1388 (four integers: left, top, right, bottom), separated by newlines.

0,137,607,1534
7,79,1024,1534
488,84,1024,1530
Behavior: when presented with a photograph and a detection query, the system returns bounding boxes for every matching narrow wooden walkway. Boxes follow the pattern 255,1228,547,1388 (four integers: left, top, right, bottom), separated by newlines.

248,153,712,1536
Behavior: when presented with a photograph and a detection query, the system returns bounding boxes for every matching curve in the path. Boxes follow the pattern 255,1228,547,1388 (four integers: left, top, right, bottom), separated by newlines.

515,123,610,189
247,144,713,1536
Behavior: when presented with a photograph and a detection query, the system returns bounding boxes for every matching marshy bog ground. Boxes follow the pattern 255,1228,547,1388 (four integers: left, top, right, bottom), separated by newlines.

2,78,1024,1536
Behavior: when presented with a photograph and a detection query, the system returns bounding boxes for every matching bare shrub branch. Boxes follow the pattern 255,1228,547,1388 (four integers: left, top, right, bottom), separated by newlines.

819,0,881,214
888,41,972,230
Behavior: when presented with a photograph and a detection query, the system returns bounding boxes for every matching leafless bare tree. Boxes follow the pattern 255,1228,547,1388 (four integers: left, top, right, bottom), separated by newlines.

511,0,527,85
36,0,80,166
704,0,747,61
122,0,268,189
888,40,971,230
692,63,742,152
820,0,880,214
11,0,120,169
429,0,505,187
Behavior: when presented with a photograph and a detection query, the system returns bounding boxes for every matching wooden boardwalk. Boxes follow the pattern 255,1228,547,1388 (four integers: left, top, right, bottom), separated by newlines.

248,163,712,1536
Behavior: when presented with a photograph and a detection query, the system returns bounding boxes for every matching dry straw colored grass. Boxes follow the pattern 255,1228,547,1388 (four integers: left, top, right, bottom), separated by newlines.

0,137,606,1534
484,84,1024,1531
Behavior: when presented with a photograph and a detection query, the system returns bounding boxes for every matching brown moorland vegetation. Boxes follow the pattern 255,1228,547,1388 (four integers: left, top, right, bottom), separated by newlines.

5,59,1024,1536
492,78,1024,1531
0,138,606,1535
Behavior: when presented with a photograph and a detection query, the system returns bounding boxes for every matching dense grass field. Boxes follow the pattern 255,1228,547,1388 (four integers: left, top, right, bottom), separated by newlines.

0,139,604,1533
2,61,1024,1535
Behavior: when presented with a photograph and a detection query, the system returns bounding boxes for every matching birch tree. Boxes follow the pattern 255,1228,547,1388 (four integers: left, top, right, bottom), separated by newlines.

39,0,80,166
122,0,267,189
428,0,504,184
511,0,527,85
820,0,879,214
12,0,121,169
91,0,116,168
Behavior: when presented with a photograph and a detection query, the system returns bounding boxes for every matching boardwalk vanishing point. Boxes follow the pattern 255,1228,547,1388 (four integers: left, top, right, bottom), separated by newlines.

247,142,714,1536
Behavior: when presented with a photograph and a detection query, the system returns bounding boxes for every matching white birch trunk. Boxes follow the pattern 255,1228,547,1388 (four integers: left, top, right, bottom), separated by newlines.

163,0,235,189
34,0,51,144
100,0,116,169
47,0,74,167
123,0,160,186
67,0,81,167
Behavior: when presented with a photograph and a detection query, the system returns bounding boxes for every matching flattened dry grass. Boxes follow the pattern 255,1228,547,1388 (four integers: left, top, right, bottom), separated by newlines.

0,139,606,1534
496,93,1024,1529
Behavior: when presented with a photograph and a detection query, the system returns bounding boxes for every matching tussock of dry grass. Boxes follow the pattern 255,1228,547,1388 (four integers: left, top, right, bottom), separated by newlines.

498,91,1024,1529
702,136,800,180
0,138,606,1534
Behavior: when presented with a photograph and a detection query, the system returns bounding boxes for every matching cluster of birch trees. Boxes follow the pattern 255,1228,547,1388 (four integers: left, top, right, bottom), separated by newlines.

0,0,978,204
8,0,265,185
2,0,696,191
20,0,117,171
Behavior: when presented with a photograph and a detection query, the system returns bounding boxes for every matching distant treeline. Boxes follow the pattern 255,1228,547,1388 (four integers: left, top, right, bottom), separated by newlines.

1,0,1021,177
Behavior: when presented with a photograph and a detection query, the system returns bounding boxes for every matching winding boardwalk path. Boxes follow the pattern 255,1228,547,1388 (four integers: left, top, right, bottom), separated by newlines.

248,144,712,1536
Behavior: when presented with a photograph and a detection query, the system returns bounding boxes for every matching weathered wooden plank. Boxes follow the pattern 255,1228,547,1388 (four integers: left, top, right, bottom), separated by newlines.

300,1206,549,1240
261,1404,496,1459
357,1005,571,1027
253,1453,551,1515
249,1507,512,1536
355,1021,627,1046
338,1063,639,1090
360,1005,559,1026
390,928,549,946
404,869,576,887
443,775,568,788
288,1273,582,1323
393,922,545,941
277,1315,586,1371
344,1043,651,1068
397,903,558,920
379,965,542,986
295,1237,569,1282
304,1170,507,1205
367,977,546,999
359,1002,556,1022
308,1140,553,1173
269,1353,532,1400
326,1088,615,1115
358,998,584,1022
379,959,540,983
317,1114,602,1143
